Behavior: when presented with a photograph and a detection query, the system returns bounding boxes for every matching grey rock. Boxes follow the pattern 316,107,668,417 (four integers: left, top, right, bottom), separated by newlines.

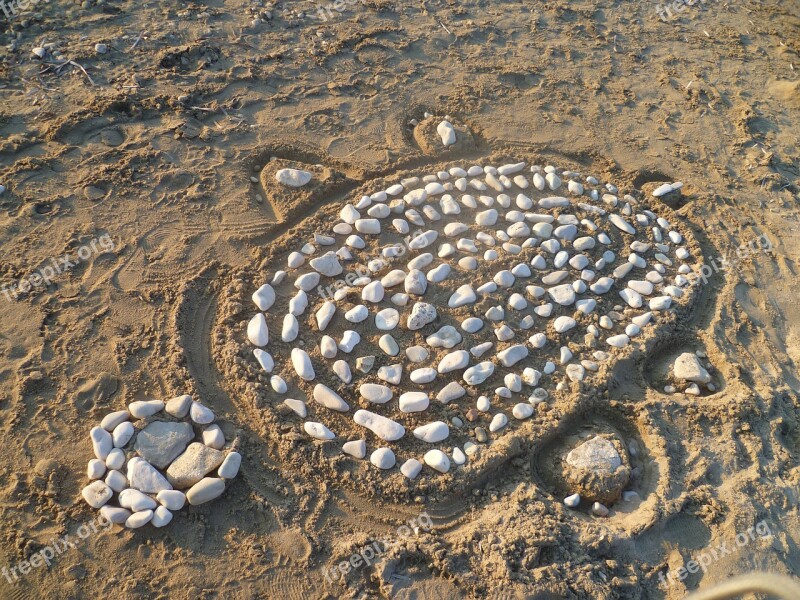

166,443,226,489
134,421,195,469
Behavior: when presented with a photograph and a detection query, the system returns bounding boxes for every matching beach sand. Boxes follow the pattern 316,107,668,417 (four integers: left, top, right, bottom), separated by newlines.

0,0,799,598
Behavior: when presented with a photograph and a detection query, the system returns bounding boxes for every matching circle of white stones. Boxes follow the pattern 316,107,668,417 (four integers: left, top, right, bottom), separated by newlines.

248,162,694,479
81,396,240,529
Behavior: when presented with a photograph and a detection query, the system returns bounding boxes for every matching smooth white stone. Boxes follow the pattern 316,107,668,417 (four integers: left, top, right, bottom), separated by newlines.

379,334,400,356
353,410,405,441
554,316,577,333
128,399,165,420
320,335,338,359
91,426,113,460
112,421,135,448
309,251,343,277
522,368,542,386
156,490,186,511
191,402,217,432
609,213,636,234
399,392,430,412
150,506,173,528
495,325,514,341
471,342,493,357
345,305,369,323
437,120,456,146
489,413,508,432
406,345,429,362
497,345,528,367
202,425,225,450
485,306,504,321
410,368,437,384
401,458,423,479
566,364,585,382
271,375,287,393
119,488,157,512
106,448,125,471
370,447,396,470
650,296,672,310
99,505,131,524
476,209,499,226
461,317,484,333
561,346,574,364
288,290,309,316
512,403,534,419
253,349,275,373
545,173,562,190
381,269,407,288
424,449,450,473
343,440,367,459
413,421,450,443
438,350,470,373
125,510,154,529
355,218,381,234
88,459,106,480
186,478,226,506
361,281,385,304
346,234,366,249
437,382,466,403
281,314,299,342
404,269,428,295
284,398,307,417
548,284,576,306
619,288,643,308
312,303,336,332
377,363,402,384
408,253,433,270
295,272,320,291
427,263,451,282
508,293,527,310
288,252,305,268
375,308,400,331
463,361,494,385
339,330,361,352
392,293,410,306
607,334,630,348
291,348,315,381
101,410,130,431
589,275,615,294
564,493,581,508
426,325,462,349
313,383,349,412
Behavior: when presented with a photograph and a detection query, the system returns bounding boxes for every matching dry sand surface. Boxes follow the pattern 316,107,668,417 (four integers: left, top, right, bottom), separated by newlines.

1,0,800,598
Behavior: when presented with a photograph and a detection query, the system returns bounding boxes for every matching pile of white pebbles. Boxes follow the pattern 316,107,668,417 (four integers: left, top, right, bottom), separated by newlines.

249,161,695,479
81,396,240,529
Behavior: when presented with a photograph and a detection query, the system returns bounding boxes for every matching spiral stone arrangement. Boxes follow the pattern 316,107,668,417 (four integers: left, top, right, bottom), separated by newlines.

81,396,240,528
246,160,696,480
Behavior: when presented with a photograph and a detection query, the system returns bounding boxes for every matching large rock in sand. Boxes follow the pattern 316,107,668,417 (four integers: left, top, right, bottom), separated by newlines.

563,436,630,504
672,352,711,384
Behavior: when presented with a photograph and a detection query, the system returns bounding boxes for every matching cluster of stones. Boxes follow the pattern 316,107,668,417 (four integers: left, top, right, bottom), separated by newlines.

253,161,695,479
666,351,716,395
561,435,637,517
80,396,240,529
